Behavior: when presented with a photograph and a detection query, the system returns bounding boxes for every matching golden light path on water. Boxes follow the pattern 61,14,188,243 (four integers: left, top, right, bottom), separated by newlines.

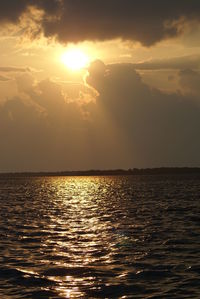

1,175,200,298
41,177,127,298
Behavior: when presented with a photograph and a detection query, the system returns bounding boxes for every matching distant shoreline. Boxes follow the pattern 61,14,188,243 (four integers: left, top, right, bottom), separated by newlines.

1,167,200,177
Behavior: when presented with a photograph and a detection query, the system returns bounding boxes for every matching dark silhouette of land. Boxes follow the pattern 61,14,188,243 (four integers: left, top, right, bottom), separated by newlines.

1,167,200,177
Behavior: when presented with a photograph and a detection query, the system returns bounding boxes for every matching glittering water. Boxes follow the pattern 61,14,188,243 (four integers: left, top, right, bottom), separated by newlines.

0,175,200,298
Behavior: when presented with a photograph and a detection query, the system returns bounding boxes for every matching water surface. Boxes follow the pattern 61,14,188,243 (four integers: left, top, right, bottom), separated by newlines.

0,175,200,298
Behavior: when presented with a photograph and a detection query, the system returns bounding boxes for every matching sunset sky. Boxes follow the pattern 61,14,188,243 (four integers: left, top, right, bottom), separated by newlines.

1,0,200,172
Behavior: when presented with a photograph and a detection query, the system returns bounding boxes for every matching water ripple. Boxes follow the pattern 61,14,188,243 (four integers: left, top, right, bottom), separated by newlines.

0,175,200,298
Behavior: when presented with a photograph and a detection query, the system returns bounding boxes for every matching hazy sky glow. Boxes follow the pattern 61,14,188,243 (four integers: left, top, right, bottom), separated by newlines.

1,0,200,172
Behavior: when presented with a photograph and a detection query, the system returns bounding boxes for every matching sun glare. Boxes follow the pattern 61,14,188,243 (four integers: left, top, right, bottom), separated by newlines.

61,48,89,71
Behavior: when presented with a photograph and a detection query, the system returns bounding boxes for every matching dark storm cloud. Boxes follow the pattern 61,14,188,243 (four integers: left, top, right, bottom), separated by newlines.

41,0,200,45
1,0,200,45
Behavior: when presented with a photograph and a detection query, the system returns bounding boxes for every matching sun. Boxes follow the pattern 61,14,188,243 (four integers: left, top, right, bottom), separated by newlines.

61,48,89,71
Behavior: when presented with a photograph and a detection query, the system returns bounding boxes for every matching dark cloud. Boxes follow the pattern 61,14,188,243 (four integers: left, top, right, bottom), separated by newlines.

41,0,200,45
86,61,200,167
131,54,200,70
0,0,60,23
1,1,200,45
0,1,27,23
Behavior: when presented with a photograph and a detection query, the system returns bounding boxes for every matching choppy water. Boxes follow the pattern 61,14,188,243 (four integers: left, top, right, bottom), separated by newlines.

0,175,200,298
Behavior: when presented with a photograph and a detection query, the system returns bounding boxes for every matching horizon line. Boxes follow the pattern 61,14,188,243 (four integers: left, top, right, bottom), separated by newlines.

1,167,200,176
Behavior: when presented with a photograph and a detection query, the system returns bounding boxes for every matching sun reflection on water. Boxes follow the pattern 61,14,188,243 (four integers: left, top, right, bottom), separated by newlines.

41,177,119,297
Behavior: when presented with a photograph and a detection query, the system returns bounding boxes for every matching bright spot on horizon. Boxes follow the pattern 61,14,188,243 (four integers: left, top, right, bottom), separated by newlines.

61,48,90,71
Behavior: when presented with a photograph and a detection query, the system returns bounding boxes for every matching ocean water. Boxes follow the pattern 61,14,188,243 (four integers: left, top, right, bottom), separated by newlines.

0,175,200,298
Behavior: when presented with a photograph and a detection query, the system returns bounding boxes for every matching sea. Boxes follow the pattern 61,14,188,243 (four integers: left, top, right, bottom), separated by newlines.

0,175,200,298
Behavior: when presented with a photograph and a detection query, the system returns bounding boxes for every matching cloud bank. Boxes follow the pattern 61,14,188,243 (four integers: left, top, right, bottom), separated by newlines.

132,54,200,70
1,0,200,45
0,62,200,171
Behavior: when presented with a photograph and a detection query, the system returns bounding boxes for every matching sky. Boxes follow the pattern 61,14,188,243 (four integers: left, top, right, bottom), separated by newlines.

0,0,200,172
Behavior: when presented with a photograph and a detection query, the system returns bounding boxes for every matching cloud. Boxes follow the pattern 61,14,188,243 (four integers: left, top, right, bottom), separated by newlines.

86,61,200,167
179,69,200,96
41,0,200,46
0,62,200,171
1,1,200,45
0,66,30,72
0,75,10,81
0,1,27,23
131,54,200,70
0,0,60,23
